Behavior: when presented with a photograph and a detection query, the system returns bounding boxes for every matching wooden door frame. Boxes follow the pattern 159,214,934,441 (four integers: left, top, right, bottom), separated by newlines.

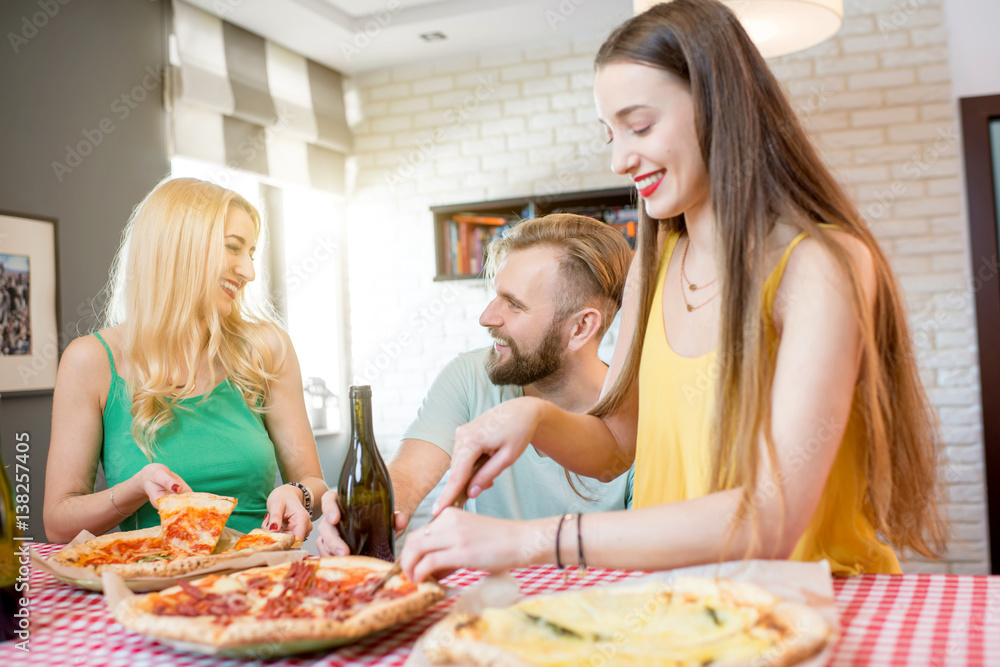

959,93,1000,574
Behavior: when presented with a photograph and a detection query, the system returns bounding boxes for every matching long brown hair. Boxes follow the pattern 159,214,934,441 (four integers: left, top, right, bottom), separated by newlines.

591,0,946,557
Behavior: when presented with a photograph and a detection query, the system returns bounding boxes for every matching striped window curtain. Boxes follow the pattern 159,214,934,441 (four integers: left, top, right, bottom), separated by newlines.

168,0,351,195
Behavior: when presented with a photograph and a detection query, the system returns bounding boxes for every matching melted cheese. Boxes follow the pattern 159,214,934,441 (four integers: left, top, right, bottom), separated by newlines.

228,531,278,552
161,508,229,557
206,577,246,595
471,582,781,666
76,536,170,566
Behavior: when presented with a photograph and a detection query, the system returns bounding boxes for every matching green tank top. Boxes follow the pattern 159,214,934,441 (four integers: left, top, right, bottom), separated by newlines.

95,332,278,534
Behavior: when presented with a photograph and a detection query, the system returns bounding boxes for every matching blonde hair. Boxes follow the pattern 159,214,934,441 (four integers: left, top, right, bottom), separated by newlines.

484,214,632,339
102,177,285,458
592,0,946,558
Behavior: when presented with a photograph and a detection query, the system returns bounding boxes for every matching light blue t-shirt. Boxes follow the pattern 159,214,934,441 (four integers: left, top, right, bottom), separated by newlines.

402,347,632,520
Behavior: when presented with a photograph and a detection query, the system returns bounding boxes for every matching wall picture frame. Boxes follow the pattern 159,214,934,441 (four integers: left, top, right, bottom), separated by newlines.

0,212,60,396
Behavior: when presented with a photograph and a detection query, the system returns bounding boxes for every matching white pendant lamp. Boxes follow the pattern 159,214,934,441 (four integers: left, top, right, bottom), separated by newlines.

633,0,844,59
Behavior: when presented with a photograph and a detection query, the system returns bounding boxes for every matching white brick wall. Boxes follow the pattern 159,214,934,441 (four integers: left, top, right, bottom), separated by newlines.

344,32,626,452
344,0,989,574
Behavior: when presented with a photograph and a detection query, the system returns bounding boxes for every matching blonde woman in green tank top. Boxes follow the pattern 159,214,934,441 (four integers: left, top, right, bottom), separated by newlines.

43,178,326,544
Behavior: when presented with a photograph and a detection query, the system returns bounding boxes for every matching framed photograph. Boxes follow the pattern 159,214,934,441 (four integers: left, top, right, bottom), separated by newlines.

0,212,59,395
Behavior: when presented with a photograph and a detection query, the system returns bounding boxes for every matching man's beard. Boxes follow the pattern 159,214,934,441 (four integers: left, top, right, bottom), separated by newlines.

484,319,566,387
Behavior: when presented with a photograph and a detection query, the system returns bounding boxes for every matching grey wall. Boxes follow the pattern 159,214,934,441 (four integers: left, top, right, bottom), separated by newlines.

0,0,169,540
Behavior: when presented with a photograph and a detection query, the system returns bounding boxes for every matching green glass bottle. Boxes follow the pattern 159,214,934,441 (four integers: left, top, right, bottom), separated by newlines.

337,385,395,561
1,430,25,641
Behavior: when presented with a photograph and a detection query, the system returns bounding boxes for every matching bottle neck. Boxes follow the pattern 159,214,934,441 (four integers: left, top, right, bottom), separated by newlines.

350,392,376,447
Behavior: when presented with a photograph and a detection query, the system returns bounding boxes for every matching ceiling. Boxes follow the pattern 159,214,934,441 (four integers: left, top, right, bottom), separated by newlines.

182,0,634,75
321,0,454,15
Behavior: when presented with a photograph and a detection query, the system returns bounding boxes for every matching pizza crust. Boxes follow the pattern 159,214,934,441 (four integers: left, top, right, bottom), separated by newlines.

156,491,237,515
745,601,830,667
92,555,205,579
423,615,533,667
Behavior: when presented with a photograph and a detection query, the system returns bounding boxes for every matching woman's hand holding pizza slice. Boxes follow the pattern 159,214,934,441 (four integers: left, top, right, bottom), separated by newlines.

135,463,193,507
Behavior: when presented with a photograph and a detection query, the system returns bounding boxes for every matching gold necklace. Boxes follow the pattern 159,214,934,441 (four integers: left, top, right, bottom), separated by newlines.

680,237,718,312
680,236,718,291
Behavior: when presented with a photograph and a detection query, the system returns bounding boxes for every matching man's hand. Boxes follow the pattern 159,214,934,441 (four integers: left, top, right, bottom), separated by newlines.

317,490,351,556
393,508,410,536
317,490,411,556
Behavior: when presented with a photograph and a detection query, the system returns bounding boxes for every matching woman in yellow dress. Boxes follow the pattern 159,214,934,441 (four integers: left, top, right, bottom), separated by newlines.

399,0,946,578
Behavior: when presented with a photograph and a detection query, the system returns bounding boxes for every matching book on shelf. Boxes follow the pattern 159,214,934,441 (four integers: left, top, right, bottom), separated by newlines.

433,188,636,279
609,221,637,250
452,214,509,226
458,222,471,274
442,218,452,275
549,203,638,250
444,213,517,277
450,221,460,276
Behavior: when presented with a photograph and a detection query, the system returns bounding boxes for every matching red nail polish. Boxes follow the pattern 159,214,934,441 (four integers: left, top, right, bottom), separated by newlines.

270,523,279,530
172,484,180,493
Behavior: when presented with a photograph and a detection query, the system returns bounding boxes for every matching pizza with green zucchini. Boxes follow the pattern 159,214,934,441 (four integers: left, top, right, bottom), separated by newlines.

423,576,831,667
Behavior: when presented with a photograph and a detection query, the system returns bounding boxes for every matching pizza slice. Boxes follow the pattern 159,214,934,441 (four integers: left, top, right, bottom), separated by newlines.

222,528,295,553
51,527,171,573
157,492,237,558
113,556,446,650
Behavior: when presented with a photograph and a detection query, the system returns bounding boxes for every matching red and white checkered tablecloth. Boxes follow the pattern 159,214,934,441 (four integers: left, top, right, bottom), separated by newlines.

2,543,999,666
832,573,1000,665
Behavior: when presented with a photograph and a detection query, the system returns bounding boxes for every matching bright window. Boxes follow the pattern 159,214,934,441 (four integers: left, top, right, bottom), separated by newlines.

169,157,346,434
280,183,346,434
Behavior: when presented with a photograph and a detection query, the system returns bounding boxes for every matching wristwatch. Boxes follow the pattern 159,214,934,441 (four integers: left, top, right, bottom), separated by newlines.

286,482,314,519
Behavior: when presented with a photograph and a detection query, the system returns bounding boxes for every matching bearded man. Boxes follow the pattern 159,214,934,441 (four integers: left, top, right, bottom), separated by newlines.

318,214,633,555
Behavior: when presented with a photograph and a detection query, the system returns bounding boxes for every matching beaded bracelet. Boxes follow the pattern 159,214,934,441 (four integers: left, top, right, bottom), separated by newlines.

285,482,314,519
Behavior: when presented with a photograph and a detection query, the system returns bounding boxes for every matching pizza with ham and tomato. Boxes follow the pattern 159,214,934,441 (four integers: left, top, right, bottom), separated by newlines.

50,493,295,578
422,576,832,667
113,556,445,649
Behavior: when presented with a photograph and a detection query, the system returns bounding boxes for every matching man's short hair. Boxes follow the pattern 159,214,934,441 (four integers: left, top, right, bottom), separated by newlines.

484,213,632,338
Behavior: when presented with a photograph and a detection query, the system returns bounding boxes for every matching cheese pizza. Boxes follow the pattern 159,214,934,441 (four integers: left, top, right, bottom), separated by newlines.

423,576,831,667
113,556,445,649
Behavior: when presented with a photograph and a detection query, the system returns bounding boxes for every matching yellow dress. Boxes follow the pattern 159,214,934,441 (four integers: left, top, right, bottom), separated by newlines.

633,231,901,575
